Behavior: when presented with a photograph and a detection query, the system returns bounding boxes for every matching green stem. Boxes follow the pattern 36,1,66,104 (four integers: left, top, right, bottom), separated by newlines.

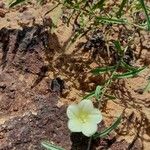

87,61,121,150
87,136,92,150
138,0,150,30
98,62,120,109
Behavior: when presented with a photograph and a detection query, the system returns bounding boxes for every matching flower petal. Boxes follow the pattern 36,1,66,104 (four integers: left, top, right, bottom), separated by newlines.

67,104,79,119
78,100,94,112
68,119,82,132
89,109,102,124
82,122,97,137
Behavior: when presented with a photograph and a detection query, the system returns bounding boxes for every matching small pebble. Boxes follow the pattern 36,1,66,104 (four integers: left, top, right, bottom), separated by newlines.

0,2,5,8
134,88,143,94
19,6,28,13
0,8,7,18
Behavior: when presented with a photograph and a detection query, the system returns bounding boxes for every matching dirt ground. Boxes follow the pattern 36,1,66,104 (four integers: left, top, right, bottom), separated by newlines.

0,0,150,150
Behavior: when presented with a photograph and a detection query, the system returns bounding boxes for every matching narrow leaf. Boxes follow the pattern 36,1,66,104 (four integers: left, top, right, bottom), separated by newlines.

41,142,64,150
83,91,116,100
36,0,44,5
113,67,146,79
95,85,102,100
116,0,128,18
121,60,137,71
114,40,123,55
91,66,116,75
104,94,116,100
93,116,121,139
95,17,127,24
91,0,105,10
83,91,95,100
64,0,73,4
138,0,150,30
9,0,26,7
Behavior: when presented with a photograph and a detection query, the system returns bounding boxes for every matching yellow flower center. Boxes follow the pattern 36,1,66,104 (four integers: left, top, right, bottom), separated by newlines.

78,110,89,123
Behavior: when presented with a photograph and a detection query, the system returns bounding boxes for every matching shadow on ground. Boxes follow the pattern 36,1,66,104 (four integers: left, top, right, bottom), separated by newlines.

0,24,149,149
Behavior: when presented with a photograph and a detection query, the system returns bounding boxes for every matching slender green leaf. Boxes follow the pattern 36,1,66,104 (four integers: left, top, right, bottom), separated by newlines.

83,91,95,100
9,0,26,7
64,0,73,4
36,0,44,5
138,0,150,30
83,91,116,100
113,67,146,79
41,142,64,150
91,0,105,10
121,60,137,71
93,116,121,139
116,0,128,18
95,17,127,24
95,85,102,100
79,13,84,27
104,94,116,100
114,40,123,55
91,66,116,75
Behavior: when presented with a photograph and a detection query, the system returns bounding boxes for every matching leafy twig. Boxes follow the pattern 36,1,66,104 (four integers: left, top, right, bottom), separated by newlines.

138,0,150,30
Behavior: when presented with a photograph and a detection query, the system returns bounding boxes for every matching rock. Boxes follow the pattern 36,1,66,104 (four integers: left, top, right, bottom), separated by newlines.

0,8,7,18
18,11,34,26
50,77,65,94
19,6,28,13
110,140,128,150
0,2,5,8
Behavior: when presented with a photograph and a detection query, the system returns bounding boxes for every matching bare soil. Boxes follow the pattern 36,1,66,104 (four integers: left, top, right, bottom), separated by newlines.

0,0,150,150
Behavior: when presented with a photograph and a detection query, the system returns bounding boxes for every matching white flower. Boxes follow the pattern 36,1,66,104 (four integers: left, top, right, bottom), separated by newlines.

67,99,102,137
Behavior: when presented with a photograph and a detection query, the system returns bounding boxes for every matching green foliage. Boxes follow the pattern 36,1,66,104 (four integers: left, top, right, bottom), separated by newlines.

83,38,145,144
120,60,137,71
8,0,150,31
64,0,73,5
95,17,127,25
91,66,116,75
83,91,116,101
83,91,95,100
93,116,121,139
95,85,102,100
41,142,64,150
104,94,116,100
91,0,105,11
7,0,148,148
9,0,26,7
8,0,44,7
36,0,44,4
138,0,150,30
113,67,146,79
114,40,124,56
116,0,128,18
83,86,102,100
